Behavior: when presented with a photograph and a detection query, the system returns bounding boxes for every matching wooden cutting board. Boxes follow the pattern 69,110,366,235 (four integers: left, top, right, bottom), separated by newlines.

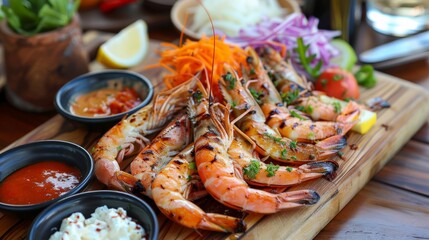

1,31,429,240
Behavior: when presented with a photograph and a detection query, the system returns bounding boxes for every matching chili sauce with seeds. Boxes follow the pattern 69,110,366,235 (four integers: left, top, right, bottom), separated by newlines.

70,87,142,117
0,161,81,205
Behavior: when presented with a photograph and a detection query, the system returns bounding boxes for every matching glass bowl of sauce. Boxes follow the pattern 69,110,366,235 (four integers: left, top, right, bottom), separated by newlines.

55,70,154,128
0,140,93,216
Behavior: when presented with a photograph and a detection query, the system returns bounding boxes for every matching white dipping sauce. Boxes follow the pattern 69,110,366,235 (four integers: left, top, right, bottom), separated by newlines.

49,205,146,240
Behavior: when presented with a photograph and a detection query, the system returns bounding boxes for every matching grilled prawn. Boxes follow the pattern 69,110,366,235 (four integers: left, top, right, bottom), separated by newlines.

220,67,344,163
152,144,246,232
228,134,338,187
244,47,359,143
190,89,320,214
92,77,197,190
116,113,192,198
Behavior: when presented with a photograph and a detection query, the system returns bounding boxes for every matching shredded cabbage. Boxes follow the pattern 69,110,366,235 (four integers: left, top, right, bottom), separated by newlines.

226,13,341,79
188,0,287,37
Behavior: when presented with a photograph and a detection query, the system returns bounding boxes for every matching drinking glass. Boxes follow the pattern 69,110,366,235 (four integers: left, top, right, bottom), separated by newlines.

366,0,429,36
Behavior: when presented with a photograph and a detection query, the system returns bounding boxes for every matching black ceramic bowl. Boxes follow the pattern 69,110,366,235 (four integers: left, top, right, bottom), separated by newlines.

0,140,94,216
28,190,159,240
55,70,154,127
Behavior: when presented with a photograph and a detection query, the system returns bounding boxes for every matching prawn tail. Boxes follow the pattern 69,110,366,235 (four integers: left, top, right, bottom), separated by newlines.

315,135,347,158
115,171,144,194
278,189,320,209
337,101,361,133
94,158,123,191
300,161,339,181
203,213,247,233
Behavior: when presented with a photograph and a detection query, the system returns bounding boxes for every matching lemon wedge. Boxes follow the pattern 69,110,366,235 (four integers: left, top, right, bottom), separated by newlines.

351,108,377,134
97,20,149,69
319,95,377,134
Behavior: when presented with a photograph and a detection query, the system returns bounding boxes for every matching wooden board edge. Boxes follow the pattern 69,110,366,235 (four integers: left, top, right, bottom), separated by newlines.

239,86,429,240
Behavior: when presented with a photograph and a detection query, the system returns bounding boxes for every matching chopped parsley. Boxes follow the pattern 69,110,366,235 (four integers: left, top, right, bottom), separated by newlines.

249,88,263,104
116,145,122,151
286,167,293,172
266,163,280,177
296,105,313,114
332,101,342,113
223,72,236,90
307,132,316,140
281,149,288,159
291,155,298,161
290,110,305,120
263,133,285,145
304,105,314,114
295,105,305,111
281,90,300,105
230,101,237,108
243,160,261,179
188,162,196,170
193,91,203,102
289,140,297,150
187,175,192,181
267,71,276,83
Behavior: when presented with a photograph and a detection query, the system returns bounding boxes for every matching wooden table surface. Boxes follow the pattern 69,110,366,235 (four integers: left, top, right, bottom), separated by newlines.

1,4,429,239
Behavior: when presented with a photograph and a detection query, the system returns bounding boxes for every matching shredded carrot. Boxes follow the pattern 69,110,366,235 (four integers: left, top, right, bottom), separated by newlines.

145,35,247,99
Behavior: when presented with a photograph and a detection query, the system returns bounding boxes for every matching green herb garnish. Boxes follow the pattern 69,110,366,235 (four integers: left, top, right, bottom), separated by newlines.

243,160,261,179
249,88,263,104
188,162,196,170
223,72,236,90
249,68,256,75
193,91,203,102
280,149,288,159
263,133,285,145
289,140,297,150
307,132,315,140
295,37,323,78
266,163,280,177
230,101,237,108
281,89,300,105
333,101,342,113
290,110,305,120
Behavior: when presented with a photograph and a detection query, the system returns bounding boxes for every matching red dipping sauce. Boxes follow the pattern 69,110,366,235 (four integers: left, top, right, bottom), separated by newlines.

0,161,81,205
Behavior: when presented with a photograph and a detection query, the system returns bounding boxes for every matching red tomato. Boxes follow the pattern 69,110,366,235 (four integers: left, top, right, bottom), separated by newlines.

314,68,360,100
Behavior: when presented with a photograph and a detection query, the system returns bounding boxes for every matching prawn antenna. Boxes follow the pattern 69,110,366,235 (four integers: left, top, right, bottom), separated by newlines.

197,0,215,105
179,12,189,47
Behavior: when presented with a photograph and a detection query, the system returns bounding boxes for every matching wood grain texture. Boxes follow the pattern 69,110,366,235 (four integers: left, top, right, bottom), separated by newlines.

413,121,429,143
315,181,429,239
374,140,429,196
1,39,429,239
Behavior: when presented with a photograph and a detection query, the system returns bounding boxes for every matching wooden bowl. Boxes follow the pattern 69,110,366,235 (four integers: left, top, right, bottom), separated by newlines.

170,0,301,40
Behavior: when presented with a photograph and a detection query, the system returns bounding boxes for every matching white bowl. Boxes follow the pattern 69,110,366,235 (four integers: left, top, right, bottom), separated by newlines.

171,0,301,40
